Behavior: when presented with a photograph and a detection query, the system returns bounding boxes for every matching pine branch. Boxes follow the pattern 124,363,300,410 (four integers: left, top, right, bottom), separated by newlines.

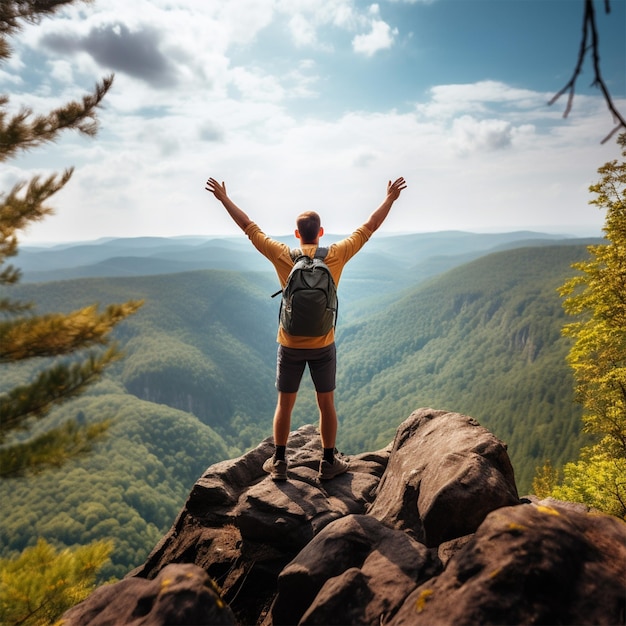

0,2,139,478
0,1,93,60
0,297,33,316
0,300,143,361
0,75,114,162
0,418,109,478
0,345,121,436
549,0,626,143
0,169,73,237
0,264,22,287
0,170,73,299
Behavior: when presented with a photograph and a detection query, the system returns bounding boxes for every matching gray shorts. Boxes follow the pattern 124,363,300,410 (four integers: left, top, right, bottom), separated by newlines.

276,344,337,393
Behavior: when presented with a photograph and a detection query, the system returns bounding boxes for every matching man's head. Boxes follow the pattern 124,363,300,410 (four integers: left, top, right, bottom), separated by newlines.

295,211,323,244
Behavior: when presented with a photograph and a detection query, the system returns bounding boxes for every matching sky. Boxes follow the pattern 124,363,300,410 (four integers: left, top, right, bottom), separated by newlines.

2,0,625,243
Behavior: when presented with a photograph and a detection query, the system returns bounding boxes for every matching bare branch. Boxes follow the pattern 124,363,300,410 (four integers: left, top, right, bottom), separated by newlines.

550,0,626,143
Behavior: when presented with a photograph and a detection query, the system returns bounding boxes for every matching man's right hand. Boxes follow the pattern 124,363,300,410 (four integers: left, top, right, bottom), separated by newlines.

363,176,407,233
386,177,407,202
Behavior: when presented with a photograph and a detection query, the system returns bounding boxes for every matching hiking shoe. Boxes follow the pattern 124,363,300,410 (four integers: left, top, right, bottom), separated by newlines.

319,455,349,481
263,455,288,481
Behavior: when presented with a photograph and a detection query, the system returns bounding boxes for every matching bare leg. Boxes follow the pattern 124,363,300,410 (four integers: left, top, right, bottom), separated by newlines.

316,390,337,449
273,391,298,446
316,390,349,479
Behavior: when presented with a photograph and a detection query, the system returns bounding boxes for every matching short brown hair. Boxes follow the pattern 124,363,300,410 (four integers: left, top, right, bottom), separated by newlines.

296,211,321,243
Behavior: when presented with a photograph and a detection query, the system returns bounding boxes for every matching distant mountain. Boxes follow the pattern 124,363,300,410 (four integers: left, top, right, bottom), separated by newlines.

16,237,264,281
16,231,597,288
0,239,595,579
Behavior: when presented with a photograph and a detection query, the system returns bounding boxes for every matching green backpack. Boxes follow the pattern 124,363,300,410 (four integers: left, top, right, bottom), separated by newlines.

272,247,338,337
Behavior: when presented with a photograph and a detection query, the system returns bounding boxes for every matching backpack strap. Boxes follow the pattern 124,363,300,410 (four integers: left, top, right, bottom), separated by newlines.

289,247,328,262
289,248,303,262
272,249,303,298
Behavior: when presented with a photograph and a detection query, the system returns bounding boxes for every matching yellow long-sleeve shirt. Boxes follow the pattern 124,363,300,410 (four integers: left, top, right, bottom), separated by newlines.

244,222,373,349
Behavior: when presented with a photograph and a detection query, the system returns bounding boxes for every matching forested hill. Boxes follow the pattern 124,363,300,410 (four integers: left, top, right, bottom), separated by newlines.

0,238,594,579
335,243,591,491
0,270,281,580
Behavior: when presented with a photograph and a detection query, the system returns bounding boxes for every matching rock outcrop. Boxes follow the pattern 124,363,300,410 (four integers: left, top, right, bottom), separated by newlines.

60,563,236,625
62,408,626,625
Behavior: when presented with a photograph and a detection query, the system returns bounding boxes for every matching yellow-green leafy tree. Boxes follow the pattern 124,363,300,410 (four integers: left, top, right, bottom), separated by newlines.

0,2,142,623
0,538,113,626
535,134,626,518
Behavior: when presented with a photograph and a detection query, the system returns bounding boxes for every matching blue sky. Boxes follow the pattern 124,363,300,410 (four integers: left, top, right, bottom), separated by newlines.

2,0,625,243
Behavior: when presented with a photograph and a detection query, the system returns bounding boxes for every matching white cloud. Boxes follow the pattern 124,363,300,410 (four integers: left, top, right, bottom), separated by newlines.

48,59,74,84
0,69,22,87
289,13,318,47
230,66,286,103
215,0,276,45
199,121,225,143
450,116,514,154
352,19,398,56
416,81,546,120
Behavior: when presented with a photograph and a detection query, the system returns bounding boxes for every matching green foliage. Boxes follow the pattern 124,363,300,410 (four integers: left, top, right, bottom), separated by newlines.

0,537,112,626
542,134,626,518
532,459,559,498
0,418,110,478
4,270,279,449
1,347,118,437
550,442,626,517
559,134,626,451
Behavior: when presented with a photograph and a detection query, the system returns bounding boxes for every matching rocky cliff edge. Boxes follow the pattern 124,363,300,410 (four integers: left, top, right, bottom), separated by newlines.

61,408,626,625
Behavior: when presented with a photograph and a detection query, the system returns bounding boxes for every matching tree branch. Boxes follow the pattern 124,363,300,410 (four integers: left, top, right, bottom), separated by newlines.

0,75,114,162
549,0,626,143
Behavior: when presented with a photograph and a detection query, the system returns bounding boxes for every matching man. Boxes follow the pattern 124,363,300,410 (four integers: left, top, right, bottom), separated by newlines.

205,176,407,481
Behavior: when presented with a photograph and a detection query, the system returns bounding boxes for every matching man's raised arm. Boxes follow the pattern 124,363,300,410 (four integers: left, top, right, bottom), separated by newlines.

205,178,253,231
363,177,407,233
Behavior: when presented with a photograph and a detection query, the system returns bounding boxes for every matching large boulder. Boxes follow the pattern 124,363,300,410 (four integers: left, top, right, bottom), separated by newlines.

267,514,440,626
389,500,626,626
368,408,519,546
60,563,236,626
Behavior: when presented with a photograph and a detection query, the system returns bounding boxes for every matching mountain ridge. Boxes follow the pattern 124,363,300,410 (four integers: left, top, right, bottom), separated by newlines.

15,230,596,283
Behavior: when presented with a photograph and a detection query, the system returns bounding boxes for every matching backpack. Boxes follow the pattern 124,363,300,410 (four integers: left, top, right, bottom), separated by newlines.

272,247,338,337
